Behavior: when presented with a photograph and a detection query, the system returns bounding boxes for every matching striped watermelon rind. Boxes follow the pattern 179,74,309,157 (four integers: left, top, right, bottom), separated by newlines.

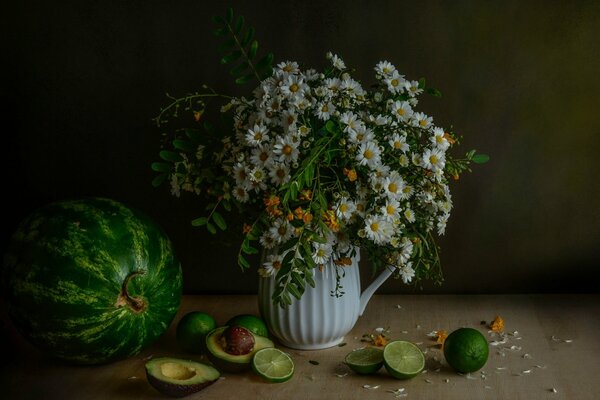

2,198,182,364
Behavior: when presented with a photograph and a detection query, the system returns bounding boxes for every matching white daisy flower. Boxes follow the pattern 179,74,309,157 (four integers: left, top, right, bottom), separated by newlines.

399,262,415,284
431,127,450,150
312,242,333,265
390,100,413,122
281,109,298,132
315,101,335,121
233,162,249,185
298,125,311,137
412,112,433,129
341,77,364,97
268,162,291,186
276,60,300,76
356,141,382,169
348,126,375,145
383,172,405,198
339,111,363,135
324,77,341,94
248,166,267,184
245,123,269,146
280,74,309,99
354,199,368,218
375,60,396,77
388,132,409,152
273,134,300,164
250,144,274,168
422,148,446,172
335,197,356,221
381,198,401,221
259,231,277,249
270,218,294,244
330,53,346,70
364,215,394,245
398,154,410,167
232,185,249,203
398,238,414,264
385,71,406,94
399,184,414,200
405,80,423,97
437,213,450,235
262,253,283,276
369,114,390,126
403,208,416,223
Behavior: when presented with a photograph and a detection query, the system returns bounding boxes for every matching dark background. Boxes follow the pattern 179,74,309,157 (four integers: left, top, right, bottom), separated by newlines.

2,0,599,295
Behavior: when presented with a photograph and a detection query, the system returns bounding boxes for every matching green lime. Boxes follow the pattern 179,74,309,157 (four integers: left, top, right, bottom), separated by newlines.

443,328,489,373
345,347,384,375
176,312,217,354
251,348,294,383
226,314,269,337
383,340,425,380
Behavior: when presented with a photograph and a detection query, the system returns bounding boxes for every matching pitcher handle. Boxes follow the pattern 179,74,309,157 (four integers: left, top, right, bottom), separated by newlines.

359,266,394,316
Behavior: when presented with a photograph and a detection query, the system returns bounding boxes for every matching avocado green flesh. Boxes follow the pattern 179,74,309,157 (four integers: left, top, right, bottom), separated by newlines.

205,326,274,372
145,357,219,397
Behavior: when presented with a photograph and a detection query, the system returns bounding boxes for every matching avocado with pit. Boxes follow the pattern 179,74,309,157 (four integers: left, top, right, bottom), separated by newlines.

205,326,274,372
145,357,220,397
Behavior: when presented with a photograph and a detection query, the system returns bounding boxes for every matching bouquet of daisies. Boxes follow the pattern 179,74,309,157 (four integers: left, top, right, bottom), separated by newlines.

152,9,487,307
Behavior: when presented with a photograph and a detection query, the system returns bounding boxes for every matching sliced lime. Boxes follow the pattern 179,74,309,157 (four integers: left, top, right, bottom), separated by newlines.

251,348,294,383
383,340,425,379
344,347,384,374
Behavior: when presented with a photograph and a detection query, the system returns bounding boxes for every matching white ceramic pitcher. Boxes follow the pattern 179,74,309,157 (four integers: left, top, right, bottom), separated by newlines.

258,249,393,350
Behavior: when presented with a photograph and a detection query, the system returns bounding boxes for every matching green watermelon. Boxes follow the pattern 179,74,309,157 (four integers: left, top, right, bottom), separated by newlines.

2,198,182,364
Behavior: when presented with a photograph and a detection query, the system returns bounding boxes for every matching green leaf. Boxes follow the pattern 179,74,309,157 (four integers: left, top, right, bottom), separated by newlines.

159,150,183,162
238,254,250,269
418,78,426,89
248,40,258,58
325,120,336,133
256,52,274,71
212,211,227,230
234,16,245,34
241,27,254,47
185,128,203,142
151,162,171,173
151,174,167,188
222,200,232,211
235,73,255,85
191,217,208,226
472,153,490,164
225,7,233,24
218,38,236,52
206,222,217,234
213,27,228,36
288,284,302,300
172,139,195,152
221,50,242,64
427,87,442,97
230,61,250,76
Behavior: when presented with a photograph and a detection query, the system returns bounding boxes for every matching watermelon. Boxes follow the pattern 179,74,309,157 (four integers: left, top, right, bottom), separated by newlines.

2,198,182,364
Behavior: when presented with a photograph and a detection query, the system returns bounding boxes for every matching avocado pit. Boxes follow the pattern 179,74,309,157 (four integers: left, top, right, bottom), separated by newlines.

221,326,255,355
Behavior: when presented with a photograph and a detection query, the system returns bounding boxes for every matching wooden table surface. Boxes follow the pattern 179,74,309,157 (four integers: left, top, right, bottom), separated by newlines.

2,294,599,400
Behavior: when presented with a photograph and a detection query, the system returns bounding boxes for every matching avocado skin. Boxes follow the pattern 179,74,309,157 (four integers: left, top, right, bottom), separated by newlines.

146,372,217,398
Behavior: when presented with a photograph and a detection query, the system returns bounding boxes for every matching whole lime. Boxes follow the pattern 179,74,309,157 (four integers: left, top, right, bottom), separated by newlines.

443,328,489,373
176,312,217,354
225,314,269,337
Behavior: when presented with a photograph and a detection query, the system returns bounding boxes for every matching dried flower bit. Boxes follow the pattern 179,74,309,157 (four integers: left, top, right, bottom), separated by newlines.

550,388,558,393
489,316,504,333
373,334,389,347
480,320,487,325
522,353,532,359
396,304,403,309
387,388,408,398
309,360,319,365
444,378,450,383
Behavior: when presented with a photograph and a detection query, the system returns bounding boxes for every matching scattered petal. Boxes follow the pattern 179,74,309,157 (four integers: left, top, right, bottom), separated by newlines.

421,369,428,374
335,373,348,378
127,376,137,380
490,337,509,346
496,367,508,370
485,385,492,390
363,384,380,390
444,378,450,383
522,353,532,359
416,324,422,330
522,369,532,374
550,388,558,393
401,330,409,334
396,305,403,309
375,327,385,333
551,335,573,343
424,378,433,383
143,354,154,361
534,365,547,369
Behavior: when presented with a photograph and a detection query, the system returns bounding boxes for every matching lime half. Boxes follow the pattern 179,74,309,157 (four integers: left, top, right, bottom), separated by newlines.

383,340,425,379
345,347,384,375
251,348,294,383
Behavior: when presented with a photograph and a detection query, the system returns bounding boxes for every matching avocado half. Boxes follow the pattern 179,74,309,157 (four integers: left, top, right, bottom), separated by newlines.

205,326,274,373
145,357,220,397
